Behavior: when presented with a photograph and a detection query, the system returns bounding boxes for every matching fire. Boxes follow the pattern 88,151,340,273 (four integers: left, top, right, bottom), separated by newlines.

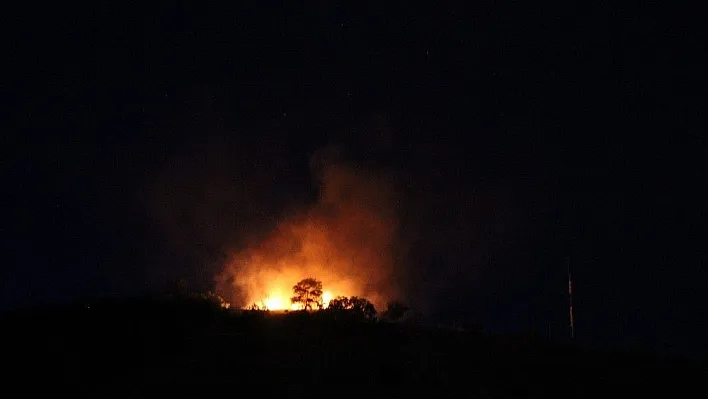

216,160,399,311
256,289,336,311
263,296,289,311
322,291,333,307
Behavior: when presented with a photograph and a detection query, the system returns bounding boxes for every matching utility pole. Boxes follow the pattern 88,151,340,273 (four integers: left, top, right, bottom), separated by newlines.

567,257,575,340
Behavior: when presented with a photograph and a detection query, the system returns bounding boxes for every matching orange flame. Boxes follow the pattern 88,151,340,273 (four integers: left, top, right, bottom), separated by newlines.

217,161,400,311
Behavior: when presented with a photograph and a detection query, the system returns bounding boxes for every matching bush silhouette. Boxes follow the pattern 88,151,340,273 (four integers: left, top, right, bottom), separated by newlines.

381,300,411,322
326,296,377,322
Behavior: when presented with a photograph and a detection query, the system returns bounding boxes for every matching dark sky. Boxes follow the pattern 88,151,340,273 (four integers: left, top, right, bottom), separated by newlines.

5,2,706,358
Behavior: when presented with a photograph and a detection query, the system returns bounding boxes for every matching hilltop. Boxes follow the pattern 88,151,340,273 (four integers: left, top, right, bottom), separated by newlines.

2,297,705,397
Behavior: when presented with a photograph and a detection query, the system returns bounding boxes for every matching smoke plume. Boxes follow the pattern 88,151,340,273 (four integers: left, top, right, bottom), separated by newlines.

216,146,401,309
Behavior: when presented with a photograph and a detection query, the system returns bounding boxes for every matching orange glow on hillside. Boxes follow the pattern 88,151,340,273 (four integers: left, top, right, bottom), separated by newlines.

258,290,334,311
216,160,401,311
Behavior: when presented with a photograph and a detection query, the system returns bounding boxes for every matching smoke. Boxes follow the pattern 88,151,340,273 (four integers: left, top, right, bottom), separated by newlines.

216,145,402,309
143,107,302,293
143,94,408,311
145,102,538,321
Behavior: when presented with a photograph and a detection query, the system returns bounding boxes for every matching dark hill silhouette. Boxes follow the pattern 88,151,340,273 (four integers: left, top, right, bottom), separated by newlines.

2,296,705,398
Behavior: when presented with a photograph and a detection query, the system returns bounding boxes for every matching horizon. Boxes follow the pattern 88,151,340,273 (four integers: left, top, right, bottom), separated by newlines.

5,2,706,360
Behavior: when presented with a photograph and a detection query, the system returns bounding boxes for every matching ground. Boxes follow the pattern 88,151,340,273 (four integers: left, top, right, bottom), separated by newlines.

2,298,705,397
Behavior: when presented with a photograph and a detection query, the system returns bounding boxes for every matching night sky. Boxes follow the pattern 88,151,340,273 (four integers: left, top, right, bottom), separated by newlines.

6,2,706,358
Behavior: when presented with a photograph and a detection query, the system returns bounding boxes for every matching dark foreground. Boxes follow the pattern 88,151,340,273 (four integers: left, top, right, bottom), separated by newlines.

3,298,705,398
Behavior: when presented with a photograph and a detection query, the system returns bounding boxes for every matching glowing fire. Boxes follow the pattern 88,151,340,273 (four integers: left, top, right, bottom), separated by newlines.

263,296,292,311
322,291,332,307
256,290,336,311
216,161,399,311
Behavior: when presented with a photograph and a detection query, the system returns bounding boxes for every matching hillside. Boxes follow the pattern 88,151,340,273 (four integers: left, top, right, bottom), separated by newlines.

2,298,705,397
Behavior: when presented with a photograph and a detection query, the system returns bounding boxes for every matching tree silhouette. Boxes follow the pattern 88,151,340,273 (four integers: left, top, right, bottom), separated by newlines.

327,296,351,311
196,291,231,309
349,296,377,321
381,300,410,322
291,278,323,311
326,296,377,321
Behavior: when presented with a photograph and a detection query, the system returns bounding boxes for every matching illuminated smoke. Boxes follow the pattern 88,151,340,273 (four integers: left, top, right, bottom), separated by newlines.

216,148,401,310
